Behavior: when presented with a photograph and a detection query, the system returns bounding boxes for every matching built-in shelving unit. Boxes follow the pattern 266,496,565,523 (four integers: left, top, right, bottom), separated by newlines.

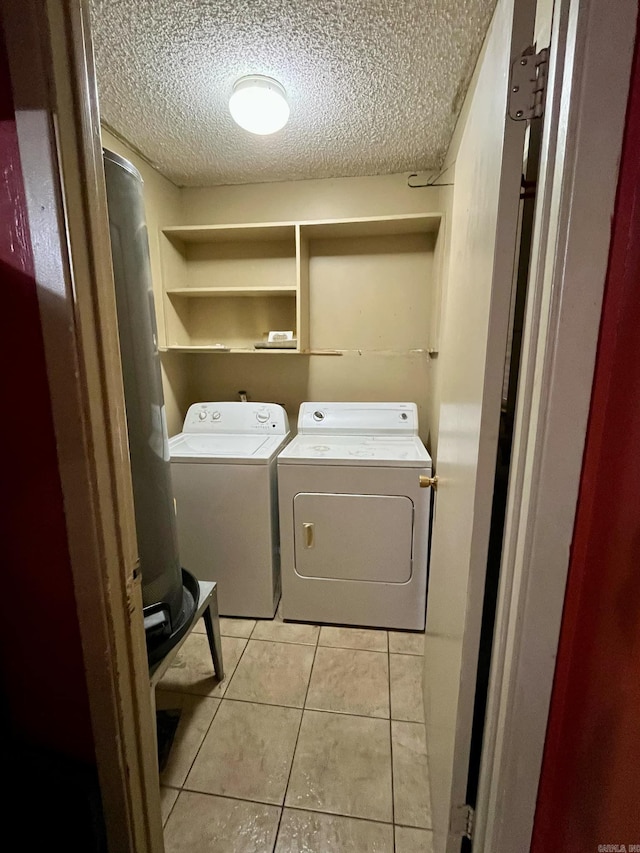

158,214,442,354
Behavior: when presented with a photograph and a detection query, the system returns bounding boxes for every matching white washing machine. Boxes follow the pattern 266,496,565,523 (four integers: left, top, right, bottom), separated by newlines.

277,402,433,630
169,402,290,618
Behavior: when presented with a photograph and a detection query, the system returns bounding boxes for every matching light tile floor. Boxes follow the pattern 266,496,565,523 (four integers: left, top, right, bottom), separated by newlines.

158,610,434,853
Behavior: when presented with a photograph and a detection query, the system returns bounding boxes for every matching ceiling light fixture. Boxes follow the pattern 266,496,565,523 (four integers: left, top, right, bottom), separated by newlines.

229,75,290,136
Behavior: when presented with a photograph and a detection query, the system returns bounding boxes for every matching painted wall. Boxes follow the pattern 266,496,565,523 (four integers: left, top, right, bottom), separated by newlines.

101,128,189,435
181,173,444,224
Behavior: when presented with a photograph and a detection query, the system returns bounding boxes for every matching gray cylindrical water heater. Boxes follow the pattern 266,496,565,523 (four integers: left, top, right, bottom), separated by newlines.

103,149,196,661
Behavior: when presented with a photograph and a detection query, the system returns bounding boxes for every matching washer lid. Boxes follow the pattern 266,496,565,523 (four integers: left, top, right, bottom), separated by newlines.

169,432,286,463
277,434,432,469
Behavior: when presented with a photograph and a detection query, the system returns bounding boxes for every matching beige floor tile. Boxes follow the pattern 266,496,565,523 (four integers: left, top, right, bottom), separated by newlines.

185,699,301,805
390,654,425,722
219,617,256,638
191,616,255,638
389,631,425,656
275,808,394,852
392,721,432,828
319,625,388,652
306,646,390,718
226,639,315,707
160,786,179,826
164,790,280,853
155,691,220,787
395,826,435,853
252,618,319,645
158,634,247,698
286,710,393,822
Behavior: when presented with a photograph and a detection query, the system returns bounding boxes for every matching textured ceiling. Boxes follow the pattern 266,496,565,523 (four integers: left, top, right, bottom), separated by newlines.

90,0,496,187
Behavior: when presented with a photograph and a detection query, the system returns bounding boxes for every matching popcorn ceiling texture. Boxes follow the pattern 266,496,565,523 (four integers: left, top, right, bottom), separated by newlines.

91,0,496,187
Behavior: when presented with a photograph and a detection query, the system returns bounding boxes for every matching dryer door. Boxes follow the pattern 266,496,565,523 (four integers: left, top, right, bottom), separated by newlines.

293,492,414,583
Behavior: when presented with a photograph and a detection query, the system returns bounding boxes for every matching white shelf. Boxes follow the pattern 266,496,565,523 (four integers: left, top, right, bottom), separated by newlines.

162,223,296,243
166,286,297,298
300,213,442,239
160,346,342,355
159,214,441,353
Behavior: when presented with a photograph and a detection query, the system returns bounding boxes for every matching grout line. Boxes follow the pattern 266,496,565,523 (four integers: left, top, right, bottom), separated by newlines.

159,686,421,722
174,788,417,831
316,644,389,656
168,692,391,719
271,800,395,826
303,703,390,720
272,631,321,851
219,695,307,713
162,688,424,731
163,638,252,793
217,634,252,695
161,785,181,829
179,784,285,811
219,635,412,654
241,635,319,648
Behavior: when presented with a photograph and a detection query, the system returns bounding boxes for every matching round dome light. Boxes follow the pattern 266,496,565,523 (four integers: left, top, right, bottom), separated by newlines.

229,75,290,135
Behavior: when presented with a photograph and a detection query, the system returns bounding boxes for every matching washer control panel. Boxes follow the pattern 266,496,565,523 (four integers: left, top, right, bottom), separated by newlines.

182,402,289,435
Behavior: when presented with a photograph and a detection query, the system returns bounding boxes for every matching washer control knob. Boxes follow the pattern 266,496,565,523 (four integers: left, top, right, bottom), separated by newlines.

198,411,207,421
211,411,221,421
313,410,325,422
256,408,270,423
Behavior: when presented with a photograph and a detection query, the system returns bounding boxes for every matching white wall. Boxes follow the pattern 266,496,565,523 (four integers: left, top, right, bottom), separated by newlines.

180,173,444,224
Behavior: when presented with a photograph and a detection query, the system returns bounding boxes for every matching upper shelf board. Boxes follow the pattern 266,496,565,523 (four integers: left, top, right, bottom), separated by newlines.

299,214,442,239
161,214,442,245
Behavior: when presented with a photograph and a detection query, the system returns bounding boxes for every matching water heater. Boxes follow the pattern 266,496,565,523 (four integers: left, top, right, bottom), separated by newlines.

103,148,197,664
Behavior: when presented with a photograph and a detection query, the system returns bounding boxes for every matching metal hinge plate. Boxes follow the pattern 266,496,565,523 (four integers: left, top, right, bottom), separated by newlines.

451,803,475,840
508,46,549,121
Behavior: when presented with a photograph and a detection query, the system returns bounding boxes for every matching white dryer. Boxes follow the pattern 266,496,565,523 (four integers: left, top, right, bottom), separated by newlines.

277,402,433,630
169,402,289,619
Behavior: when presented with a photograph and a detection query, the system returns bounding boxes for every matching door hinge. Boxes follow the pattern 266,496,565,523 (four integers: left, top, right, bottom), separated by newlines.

451,803,475,841
508,46,549,121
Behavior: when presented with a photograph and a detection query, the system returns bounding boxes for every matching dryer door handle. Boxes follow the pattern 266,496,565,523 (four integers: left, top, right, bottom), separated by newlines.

302,522,315,549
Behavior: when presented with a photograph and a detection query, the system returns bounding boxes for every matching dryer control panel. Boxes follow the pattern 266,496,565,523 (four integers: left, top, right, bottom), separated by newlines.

182,402,289,435
297,402,418,435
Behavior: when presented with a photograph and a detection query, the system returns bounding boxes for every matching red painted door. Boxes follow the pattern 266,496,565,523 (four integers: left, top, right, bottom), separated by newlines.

530,24,640,853
0,20,94,762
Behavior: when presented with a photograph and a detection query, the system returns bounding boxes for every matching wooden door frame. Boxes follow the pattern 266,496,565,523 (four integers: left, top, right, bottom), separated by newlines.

1,0,636,851
1,2,164,851
475,0,637,850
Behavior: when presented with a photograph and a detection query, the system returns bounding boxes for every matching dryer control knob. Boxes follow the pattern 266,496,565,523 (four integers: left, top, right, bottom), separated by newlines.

211,411,221,421
198,411,207,421
256,408,270,423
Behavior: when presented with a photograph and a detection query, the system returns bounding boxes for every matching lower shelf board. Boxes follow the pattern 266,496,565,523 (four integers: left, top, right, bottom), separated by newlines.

159,346,343,355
